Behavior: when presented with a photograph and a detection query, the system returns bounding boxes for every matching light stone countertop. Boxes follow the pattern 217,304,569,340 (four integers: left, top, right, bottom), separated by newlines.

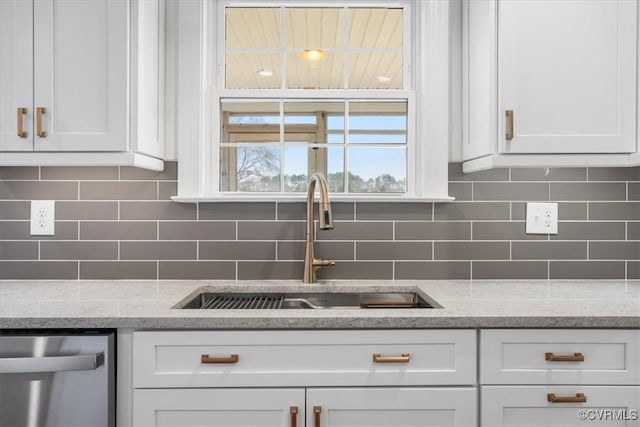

0,280,639,329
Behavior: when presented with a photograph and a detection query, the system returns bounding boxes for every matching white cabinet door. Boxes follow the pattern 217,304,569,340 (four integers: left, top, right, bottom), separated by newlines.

0,0,33,151
33,0,128,152
498,0,636,154
482,386,640,427
134,388,305,427
306,388,477,427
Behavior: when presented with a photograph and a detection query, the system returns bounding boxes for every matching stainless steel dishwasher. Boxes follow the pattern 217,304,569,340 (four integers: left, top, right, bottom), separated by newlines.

0,329,115,427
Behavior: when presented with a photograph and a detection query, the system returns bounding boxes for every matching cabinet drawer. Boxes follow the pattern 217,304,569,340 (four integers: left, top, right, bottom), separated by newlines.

133,330,476,388
481,330,640,385
482,386,640,426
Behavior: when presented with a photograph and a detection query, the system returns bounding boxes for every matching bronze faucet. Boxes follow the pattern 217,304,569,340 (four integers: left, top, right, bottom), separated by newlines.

303,173,335,283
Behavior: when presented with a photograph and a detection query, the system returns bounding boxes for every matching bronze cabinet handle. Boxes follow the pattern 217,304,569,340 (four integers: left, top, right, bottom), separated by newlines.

505,109,514,140
200,354,239,364
17,107,27,138
545,352,584,362
36,107,47,138
547,393,587,403
290,406,298,427
313,406,321,427
372,353,411,363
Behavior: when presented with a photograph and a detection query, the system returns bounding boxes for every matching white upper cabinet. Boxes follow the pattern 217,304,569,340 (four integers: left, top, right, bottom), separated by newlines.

464,0,640,171
0,0,33,152
0,0,164,170
33,0,128,152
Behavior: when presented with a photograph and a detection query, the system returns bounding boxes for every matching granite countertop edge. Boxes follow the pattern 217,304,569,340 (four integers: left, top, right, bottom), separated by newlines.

0,279,639,329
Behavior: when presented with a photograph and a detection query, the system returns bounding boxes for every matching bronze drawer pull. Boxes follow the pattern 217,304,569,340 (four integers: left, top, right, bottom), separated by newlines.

372,353,411,363
545,352,584,362
505,109,514,140
200,354,239,364
36,107,47,138
547,393,587,403
290,406,298,427
313,406,321,427
17,107,28,138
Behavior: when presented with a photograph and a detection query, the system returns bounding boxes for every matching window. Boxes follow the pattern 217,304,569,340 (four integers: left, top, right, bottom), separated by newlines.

174,0,451,201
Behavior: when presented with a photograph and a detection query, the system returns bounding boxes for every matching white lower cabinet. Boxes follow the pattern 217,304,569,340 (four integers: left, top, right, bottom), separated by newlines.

134,387,476,427
134,388,305,427
482,386,640,427
307,387,477,427
480,330,640,427
131,330,478,427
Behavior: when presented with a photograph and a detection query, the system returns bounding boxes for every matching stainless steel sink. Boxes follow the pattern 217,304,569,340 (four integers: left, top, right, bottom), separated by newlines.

176,291,440,310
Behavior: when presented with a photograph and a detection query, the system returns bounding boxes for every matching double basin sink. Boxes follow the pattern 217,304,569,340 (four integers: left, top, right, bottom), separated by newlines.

177,290,440,310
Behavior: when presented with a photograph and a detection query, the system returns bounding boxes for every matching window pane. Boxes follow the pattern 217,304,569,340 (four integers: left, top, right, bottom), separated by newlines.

348,52,402,89
221,101,280,143
286,52,344,89
283,147,308,192
327,147,345,192
226,52,281,89
284,101,344,143
226,8,280,49
348,147,406,193
222,146,280,192
285,8,344,49
348,8,402,49
348,102,407,144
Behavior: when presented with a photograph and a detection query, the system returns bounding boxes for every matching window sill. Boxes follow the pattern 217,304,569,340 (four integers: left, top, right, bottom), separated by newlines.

172,193,455,203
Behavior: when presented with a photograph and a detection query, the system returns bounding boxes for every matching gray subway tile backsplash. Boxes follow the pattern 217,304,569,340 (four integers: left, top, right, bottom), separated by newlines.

80,261,158,280
41,166,118,181
0,201,30,219
200,241,276,260
56,201,119,220
0,241,39,260
120,201,197,220
0,161,638,280
355,202,433,221
394,261,471,280
474,182,549,201
41,241,118,260
0,261,78,280
80,181,158,200
159,261,236,280
0,181,77,200
472,261,548,280
277,202,354,221
510,167,587,182
588,167,640,182
80,221,157,241
120,241,197,260
550,261,626,279
277,241,354,261
551,182,627,201
0,166,39,180
512,241,587,260
355,241,431,261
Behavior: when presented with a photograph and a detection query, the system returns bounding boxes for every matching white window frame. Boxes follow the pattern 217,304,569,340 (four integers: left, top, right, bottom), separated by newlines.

174,0,452,202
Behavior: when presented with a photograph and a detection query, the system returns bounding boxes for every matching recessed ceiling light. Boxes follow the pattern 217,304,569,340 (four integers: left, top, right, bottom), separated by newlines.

300,49,327,61
377,75,391,83
257,69,273,77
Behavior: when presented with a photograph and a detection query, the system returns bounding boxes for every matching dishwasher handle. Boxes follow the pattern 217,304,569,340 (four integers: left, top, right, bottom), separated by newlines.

0,352,104,374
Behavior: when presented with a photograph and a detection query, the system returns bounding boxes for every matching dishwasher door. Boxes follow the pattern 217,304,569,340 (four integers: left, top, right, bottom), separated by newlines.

0,330,114,427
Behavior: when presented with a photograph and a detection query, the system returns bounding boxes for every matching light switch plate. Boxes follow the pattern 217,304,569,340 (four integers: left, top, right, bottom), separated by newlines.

526,202,558,234
30,200,55,236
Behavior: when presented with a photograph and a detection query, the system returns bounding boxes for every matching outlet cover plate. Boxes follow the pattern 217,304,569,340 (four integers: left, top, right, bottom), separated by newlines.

526,202,558,235
30,200,55,236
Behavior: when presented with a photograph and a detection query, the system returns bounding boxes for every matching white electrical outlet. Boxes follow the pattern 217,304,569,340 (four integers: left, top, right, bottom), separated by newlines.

526,202,558,235
30,200,55,236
